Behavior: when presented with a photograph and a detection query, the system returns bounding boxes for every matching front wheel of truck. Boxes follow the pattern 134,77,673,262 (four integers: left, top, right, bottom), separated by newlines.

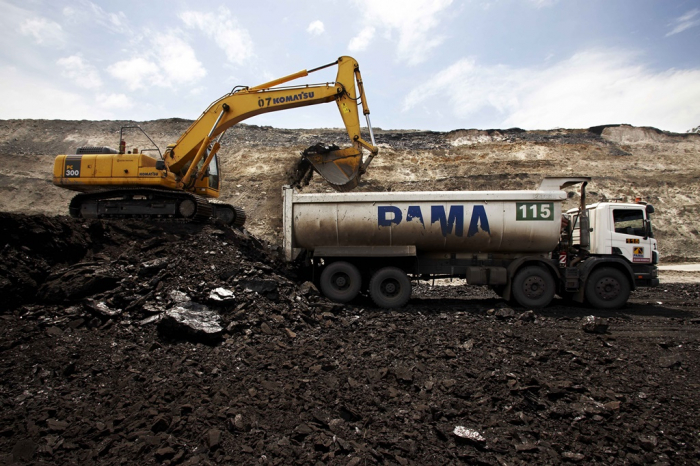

585,267,630,310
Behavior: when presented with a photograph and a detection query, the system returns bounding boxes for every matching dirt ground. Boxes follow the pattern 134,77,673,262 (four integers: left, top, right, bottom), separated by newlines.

1,120,699,464
1,214,699,465
0,120,699,262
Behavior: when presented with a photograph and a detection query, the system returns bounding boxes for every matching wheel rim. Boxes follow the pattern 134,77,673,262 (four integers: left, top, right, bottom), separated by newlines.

522,276,546,299
331,273,350,292
595,277,620,300
381,279,400,298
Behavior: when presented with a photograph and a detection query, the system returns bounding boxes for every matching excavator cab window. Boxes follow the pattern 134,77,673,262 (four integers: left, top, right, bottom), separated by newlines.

208,154,220,190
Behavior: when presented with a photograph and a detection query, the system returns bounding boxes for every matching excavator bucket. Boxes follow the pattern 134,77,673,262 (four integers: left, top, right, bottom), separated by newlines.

302,144,363,192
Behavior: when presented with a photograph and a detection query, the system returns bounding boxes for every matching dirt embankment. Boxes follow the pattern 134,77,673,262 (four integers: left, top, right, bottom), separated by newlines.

1,120,699,261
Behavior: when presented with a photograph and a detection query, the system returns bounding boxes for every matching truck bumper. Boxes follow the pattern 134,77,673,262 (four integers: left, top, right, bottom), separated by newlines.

632,265,659,287
635,277,660,287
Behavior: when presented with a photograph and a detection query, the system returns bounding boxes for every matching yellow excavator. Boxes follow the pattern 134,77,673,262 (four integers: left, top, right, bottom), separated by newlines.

52,56,378,227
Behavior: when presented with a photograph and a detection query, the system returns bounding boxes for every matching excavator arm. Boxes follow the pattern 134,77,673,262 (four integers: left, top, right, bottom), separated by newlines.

166,56,378,191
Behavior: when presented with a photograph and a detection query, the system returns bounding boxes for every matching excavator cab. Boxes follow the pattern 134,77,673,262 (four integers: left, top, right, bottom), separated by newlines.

192,153,221,196
207,154,220,190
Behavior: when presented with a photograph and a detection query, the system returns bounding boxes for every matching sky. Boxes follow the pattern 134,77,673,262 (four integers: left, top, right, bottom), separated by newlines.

1,0,699,133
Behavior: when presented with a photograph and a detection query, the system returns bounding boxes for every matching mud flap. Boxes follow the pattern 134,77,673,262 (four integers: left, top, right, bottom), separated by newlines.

301,144,363,192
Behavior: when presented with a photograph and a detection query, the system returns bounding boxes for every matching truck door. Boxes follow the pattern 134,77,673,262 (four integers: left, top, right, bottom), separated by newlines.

610,207,652,264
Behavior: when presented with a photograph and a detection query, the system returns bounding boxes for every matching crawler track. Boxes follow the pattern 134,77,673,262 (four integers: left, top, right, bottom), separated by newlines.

68,188,245,227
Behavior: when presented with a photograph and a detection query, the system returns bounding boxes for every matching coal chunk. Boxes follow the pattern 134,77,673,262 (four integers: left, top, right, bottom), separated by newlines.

241,279,279,300
581,316,609,334
158,302,223,343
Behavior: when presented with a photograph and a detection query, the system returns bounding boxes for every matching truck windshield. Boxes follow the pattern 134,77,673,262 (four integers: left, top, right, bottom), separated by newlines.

613,209,646,237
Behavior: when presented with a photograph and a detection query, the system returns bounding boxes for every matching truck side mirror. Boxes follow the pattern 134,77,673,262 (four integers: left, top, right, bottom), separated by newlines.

646,204,655,214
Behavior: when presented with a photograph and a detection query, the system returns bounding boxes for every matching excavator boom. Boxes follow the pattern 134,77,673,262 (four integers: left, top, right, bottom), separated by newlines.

169,56,377,190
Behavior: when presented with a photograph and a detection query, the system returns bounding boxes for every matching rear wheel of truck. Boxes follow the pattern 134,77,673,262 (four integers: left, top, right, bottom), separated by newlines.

512,266,555,308
585,267,630,310
369,267,411,309
319,261,362,303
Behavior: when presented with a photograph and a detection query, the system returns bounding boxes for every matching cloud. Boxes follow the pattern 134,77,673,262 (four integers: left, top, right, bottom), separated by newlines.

666,8,700,37
0,67,136,119
63,1,131,35
0,67,107,119
402,49,700,132
307,20,325,35
107,34,206,90
57,55,102,90
348,0,453,65
108,57,160,91
179,7,253,65
152,34,206,83
526,0,560,8
348,26,375,52
98,93,134,110
19,16,66,47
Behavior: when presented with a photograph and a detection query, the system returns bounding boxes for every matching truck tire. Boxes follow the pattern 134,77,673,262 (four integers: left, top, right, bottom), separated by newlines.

512,266,555,309
369,267,411,309
585,267,630,310
319,261,362,303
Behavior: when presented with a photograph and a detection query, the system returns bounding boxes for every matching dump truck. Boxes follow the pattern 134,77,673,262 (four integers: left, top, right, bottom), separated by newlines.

282,177,659,309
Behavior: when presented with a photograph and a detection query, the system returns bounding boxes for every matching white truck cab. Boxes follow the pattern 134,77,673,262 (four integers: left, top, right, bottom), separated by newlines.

567,201,659,288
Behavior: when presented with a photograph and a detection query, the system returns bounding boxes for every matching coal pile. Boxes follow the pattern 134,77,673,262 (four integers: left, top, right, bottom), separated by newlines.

1,214,700,465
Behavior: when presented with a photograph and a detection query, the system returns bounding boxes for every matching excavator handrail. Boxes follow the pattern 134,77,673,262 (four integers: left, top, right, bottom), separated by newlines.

189,81,347,139
238,82,338,92
119,125,163,159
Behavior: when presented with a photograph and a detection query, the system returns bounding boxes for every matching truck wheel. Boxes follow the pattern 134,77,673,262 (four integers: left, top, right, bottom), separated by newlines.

585,267,630,310
512,266,555,309
369,267,411,309
319,262,362,303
